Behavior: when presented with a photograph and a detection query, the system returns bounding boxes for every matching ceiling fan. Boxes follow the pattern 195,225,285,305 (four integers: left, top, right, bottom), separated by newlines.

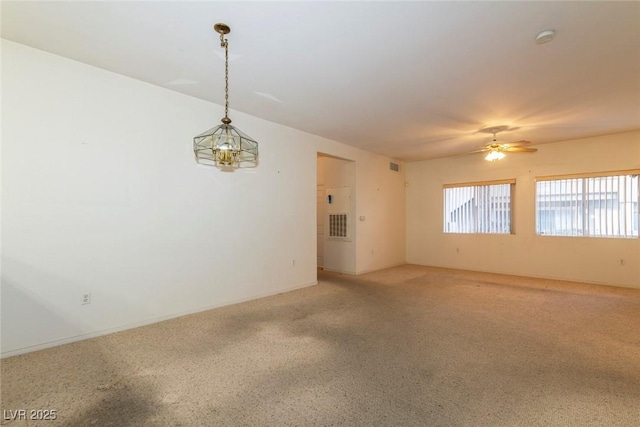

468,126,537,161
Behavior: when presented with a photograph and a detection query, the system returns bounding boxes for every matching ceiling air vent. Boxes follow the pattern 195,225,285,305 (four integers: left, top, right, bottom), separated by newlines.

390,162,399,172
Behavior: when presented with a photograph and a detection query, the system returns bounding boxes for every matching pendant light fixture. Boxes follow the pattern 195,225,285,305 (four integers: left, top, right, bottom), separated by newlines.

193,23,258,168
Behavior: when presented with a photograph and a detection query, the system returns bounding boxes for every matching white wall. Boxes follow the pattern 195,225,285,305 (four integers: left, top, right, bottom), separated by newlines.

353,154,406,274
1,40,405,356
406,131,640,289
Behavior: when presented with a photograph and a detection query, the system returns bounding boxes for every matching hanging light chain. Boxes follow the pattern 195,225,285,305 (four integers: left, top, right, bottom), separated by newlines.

220,31,230,122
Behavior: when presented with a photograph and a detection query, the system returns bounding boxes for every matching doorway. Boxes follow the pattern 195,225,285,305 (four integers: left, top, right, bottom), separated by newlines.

317,153,356,274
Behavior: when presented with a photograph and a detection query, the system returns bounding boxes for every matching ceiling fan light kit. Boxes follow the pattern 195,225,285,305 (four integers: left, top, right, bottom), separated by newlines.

193,23,259,169
485,149,506,162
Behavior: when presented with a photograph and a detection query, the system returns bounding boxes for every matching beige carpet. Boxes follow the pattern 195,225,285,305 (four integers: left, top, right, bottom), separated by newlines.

1,265,639,426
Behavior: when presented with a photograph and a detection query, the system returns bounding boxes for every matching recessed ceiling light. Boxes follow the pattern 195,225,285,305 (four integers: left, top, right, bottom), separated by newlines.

535,29,555,45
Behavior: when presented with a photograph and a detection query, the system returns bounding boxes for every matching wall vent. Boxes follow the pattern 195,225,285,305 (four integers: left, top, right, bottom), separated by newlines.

329,213,349,238
390,162,399,172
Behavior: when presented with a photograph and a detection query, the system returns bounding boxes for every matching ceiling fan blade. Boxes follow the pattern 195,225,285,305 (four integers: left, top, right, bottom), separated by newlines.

507,140,531,146
467,147,491,154
504,146,538,153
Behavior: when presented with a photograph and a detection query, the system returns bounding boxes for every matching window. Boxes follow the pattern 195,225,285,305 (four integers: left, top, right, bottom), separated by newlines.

443,179,514,234
536,170,639,238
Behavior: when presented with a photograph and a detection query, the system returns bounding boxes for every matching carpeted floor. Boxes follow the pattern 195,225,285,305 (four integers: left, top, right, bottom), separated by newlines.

1,265,639,426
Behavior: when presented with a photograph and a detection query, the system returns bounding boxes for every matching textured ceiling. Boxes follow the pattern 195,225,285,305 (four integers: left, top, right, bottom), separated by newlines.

2,1,639,161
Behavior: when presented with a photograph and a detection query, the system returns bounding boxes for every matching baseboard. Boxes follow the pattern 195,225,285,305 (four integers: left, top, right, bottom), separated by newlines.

321,268,357,275
408,262,638,290
1,280,318,359
355,262,407,275
322,262,407,276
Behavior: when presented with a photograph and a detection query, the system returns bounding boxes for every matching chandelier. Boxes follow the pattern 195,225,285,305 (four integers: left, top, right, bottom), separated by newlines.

193,23,258,168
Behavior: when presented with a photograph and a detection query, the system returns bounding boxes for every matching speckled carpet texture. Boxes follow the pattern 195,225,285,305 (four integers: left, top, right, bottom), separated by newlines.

2,265,639,426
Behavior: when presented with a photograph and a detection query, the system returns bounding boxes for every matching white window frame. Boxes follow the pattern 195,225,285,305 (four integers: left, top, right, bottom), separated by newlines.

535,170,639,238
443,179,515,234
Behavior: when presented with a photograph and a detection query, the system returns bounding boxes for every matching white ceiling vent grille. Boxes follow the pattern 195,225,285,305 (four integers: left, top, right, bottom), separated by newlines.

329,213,349,239
390,162,399,172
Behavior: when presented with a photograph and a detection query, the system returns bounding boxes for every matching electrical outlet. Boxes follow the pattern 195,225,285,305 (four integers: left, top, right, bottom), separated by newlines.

620,259,625,266
82,293,92,305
